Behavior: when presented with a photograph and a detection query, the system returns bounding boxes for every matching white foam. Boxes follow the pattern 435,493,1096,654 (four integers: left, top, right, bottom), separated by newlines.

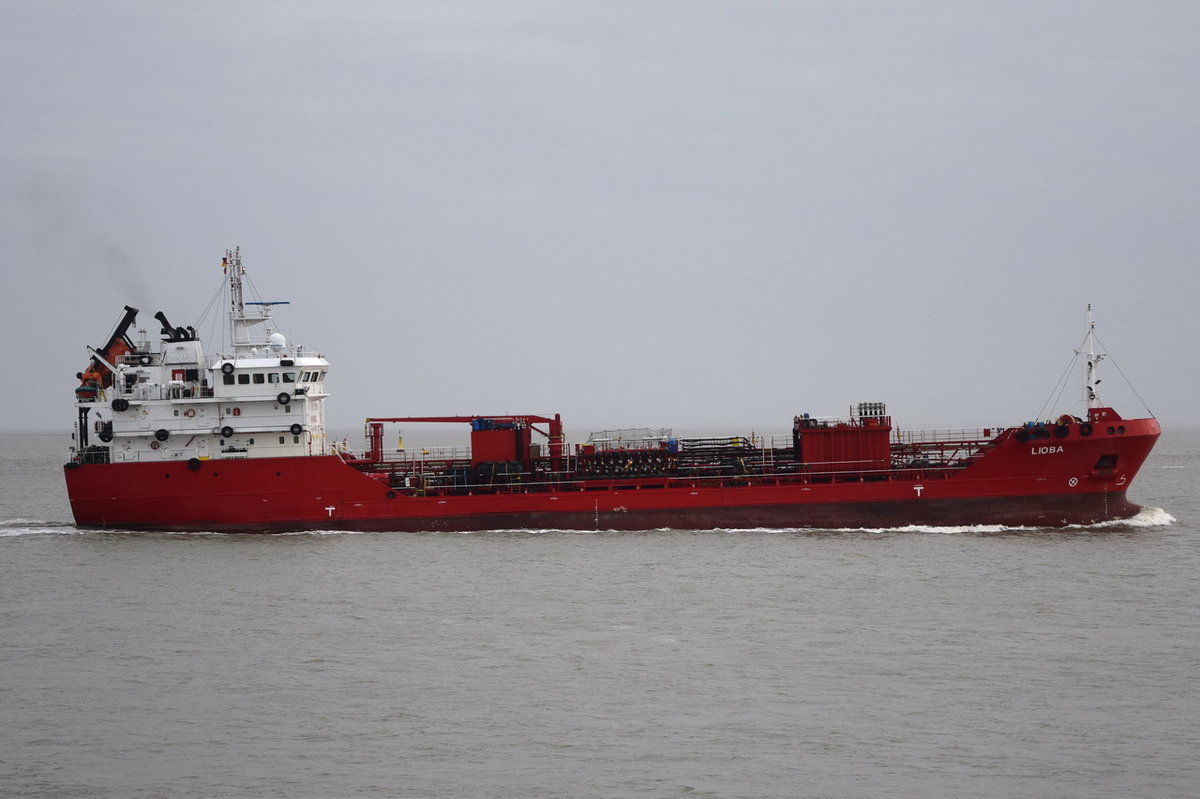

5,510,1171,538
1090,506,1175,528
0,523,85,537
277,529,367,536
449,527,620,535
714,508,1178,535
835,523,1020,535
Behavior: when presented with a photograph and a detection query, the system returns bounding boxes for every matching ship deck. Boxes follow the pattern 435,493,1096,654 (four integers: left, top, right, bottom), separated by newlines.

347,431,1001,498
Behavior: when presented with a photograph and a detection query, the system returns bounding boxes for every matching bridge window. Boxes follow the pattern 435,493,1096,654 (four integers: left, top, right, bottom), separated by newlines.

268,373,280,384
223,374,234,385
282,372,296,383
253,373,265,384
237,374,250,385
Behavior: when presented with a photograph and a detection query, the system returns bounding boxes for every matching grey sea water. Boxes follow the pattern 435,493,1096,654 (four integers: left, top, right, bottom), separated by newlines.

1,431,1195,799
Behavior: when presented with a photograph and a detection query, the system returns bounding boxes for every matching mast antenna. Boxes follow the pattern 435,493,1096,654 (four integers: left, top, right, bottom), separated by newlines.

224,246,257,352
226,246,244,319
1079,304,1105,409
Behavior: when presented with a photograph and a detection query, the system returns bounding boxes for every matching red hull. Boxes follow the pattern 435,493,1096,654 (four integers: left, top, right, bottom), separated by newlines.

64,417,1160,532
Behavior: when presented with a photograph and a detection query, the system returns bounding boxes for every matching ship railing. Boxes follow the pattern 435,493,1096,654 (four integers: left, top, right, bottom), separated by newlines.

76,384,216,402
390,468,953,497
380,455,980,497
98,384,216,401
103,448,215,463
895,426,1002,445
379,446,473,464
764,427,1003,447
586,428,674,451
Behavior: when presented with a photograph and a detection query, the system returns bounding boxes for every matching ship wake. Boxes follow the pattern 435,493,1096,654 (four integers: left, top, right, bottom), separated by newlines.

793,505,1176,535
1,519,87,536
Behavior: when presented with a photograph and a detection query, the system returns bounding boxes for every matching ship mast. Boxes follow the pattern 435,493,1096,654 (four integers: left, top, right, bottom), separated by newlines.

225,245,256,352
222,247,288,357
226,246,244,324
226,247,263,354
1080,304,1105,409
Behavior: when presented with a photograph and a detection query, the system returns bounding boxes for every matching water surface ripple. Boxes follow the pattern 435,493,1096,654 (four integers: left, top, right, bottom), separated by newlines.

2,432,1195,798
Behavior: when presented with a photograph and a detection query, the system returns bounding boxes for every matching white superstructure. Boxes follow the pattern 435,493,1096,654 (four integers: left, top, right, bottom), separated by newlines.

72,248,330,464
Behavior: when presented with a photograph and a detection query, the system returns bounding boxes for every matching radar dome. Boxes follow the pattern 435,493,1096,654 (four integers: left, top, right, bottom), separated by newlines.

269,332,287,350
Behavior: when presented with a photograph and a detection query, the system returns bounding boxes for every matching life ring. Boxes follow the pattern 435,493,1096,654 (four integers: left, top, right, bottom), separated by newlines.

220,426,234,439
289,423,303,435
154,428,170,442
232,407,241,416
149,440,160,450
221,362,235,375
276,392,291,405
1079,423,1093,437
112,398,129,412
184,409,196,418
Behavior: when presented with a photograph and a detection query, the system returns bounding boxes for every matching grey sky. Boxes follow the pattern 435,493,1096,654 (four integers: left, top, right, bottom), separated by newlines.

3,1,1196,436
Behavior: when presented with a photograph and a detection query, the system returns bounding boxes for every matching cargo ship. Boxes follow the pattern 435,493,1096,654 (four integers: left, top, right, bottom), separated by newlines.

64,249,1160,532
